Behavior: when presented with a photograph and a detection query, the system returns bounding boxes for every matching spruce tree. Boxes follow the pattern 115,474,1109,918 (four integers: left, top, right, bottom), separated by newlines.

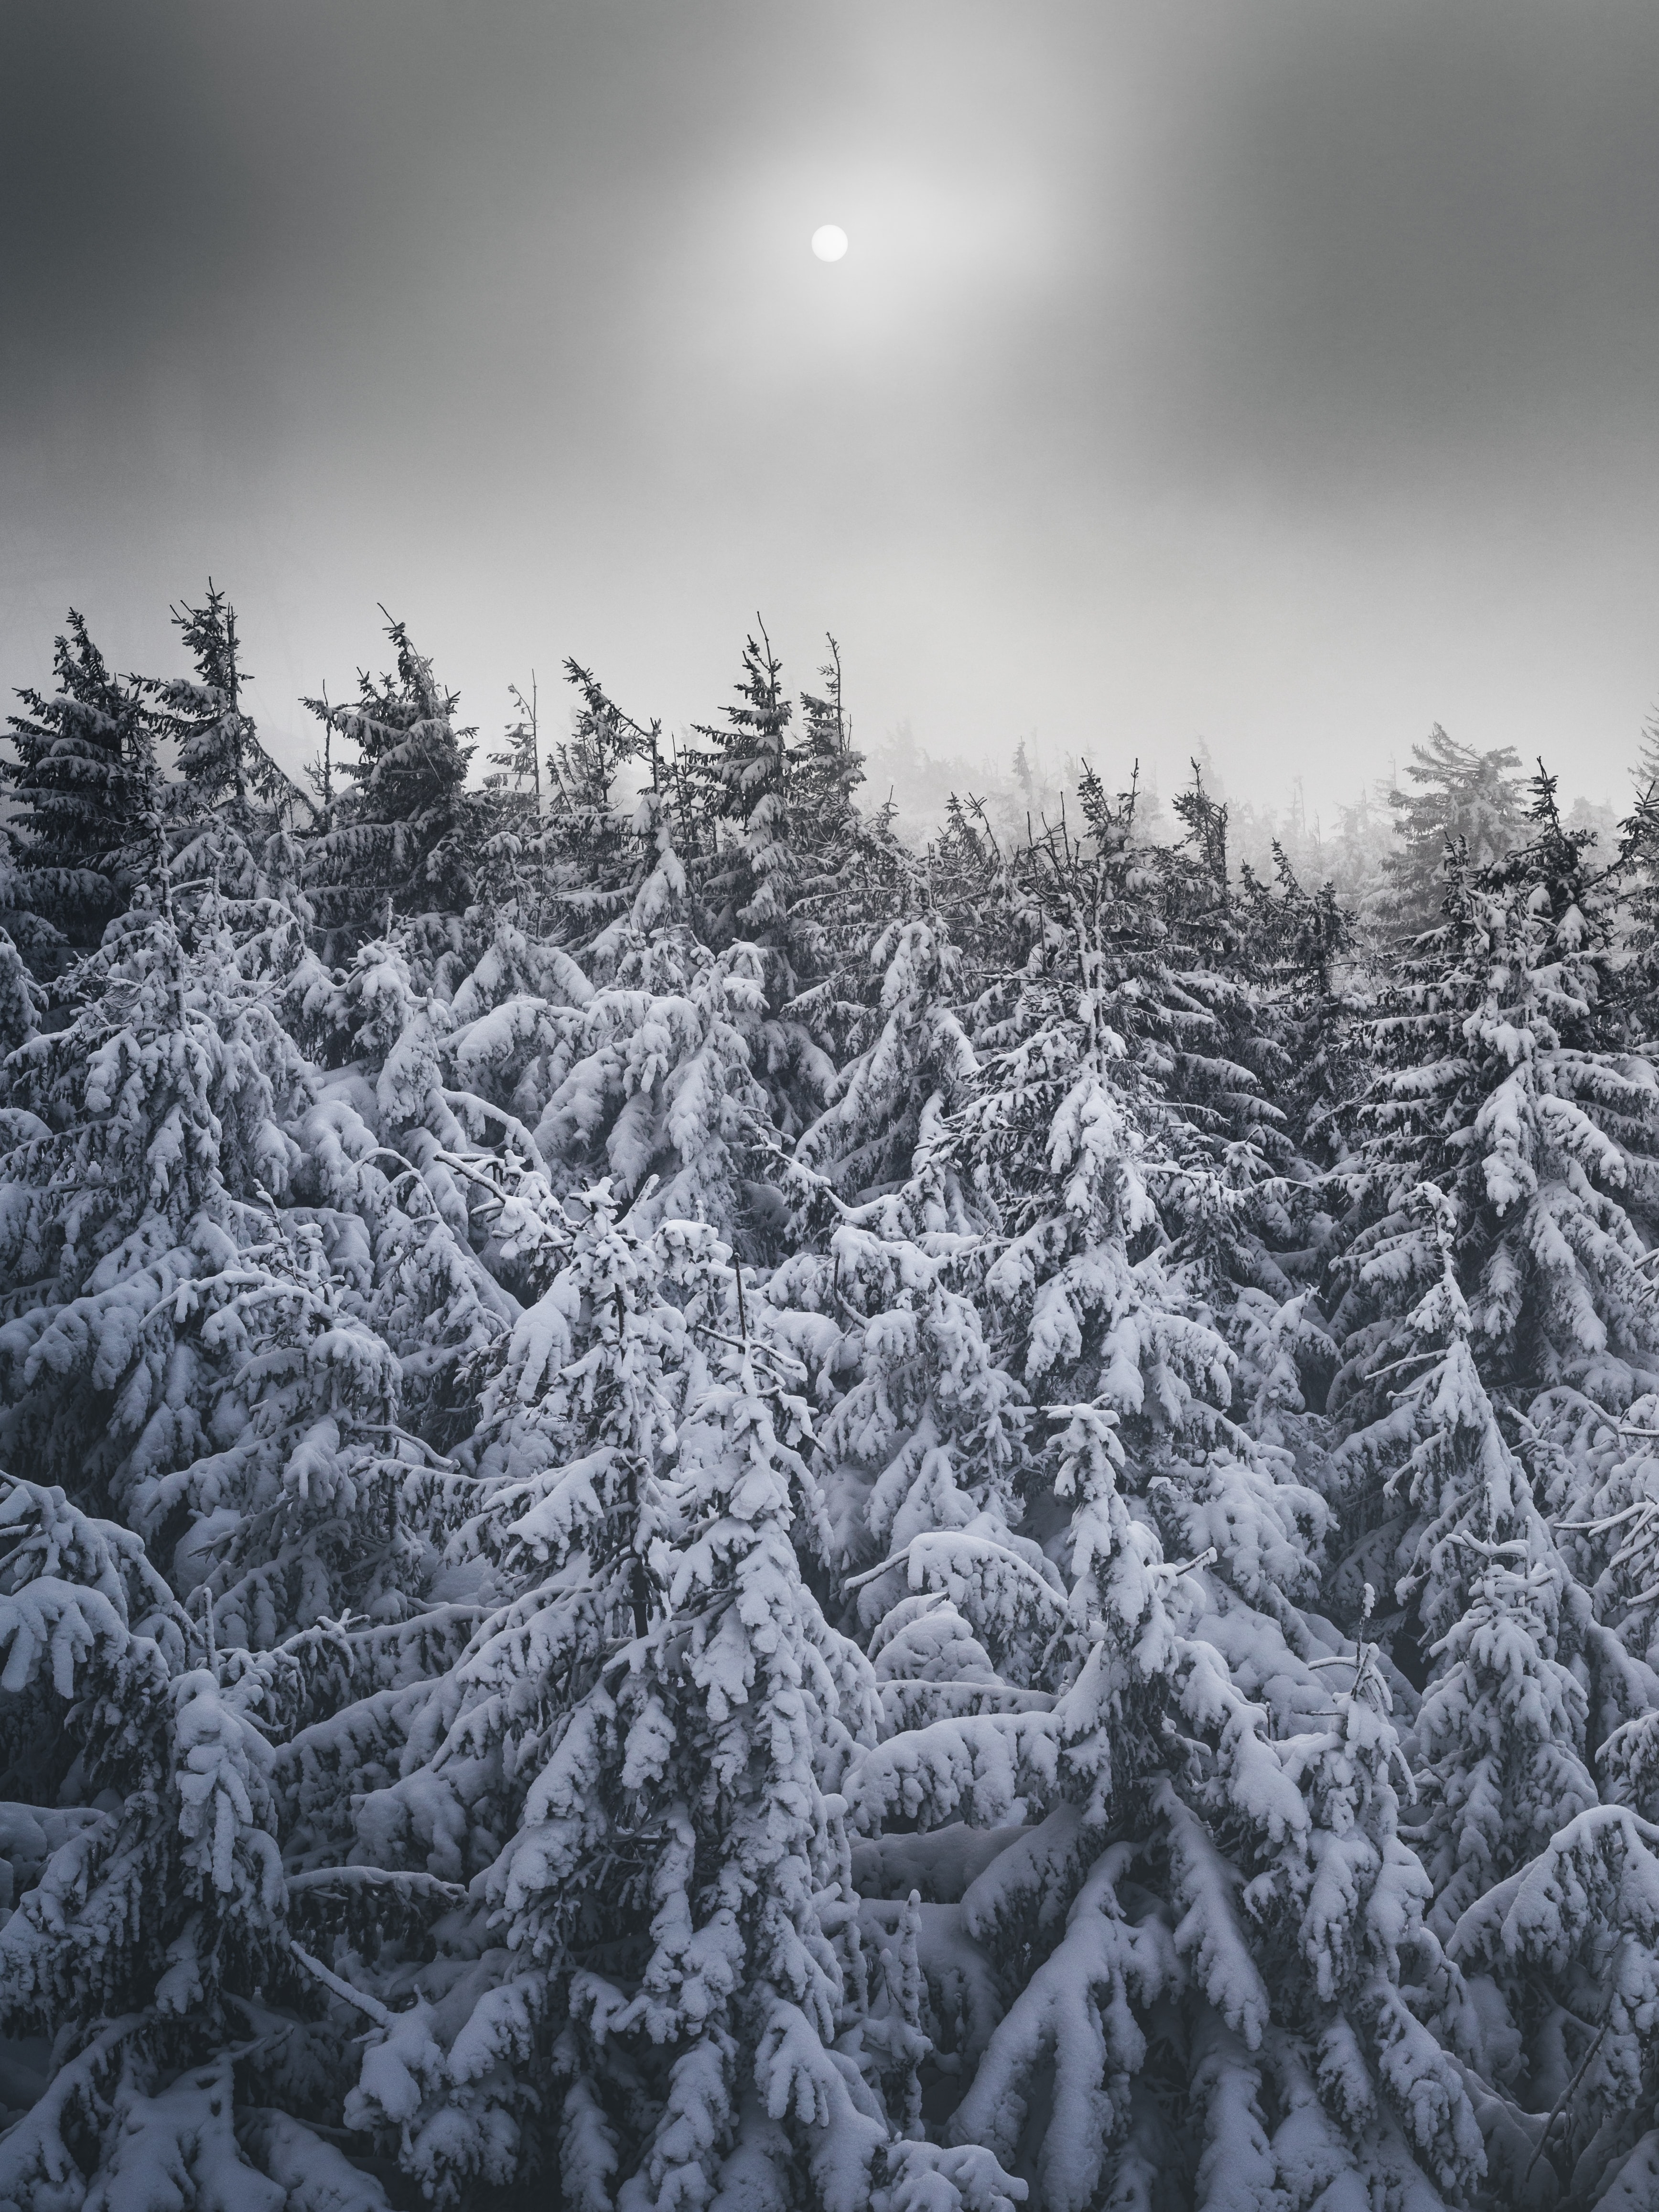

0,1472,397,2210
770,1208,1037,1723
0,931,42,1061
305,617,484,955
318,1193,1017,2208
846,1378,1483,2208
821,831,1471,2203
489,807,787,1252
1332,1197,1659,2201
794,637,865,867
795,916,977,1207
0,900,309,1531
159,583,302,906
2,610,164,957
688,624,800,969
1376,726,1526,942
1330,771,1659,1440
17,587,1659,2208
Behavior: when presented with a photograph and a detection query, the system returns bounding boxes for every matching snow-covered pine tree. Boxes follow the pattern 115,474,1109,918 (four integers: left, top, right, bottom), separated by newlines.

2,610,165,960
437,906,596,1246
795,639,862,852
570,936,786,1248
1236,839,1359,1163
1086,761,1270,1157
549,659,656,877
287,924,522,1450
0,1472,396,2211
0,899,308,1539
1330,769,1659,1443
1152,766,1334,1328
158,583,305,906
312,1190,1016,2210
0,853,71,989
474,657,657,951
1447,1780,1659,2208
818,815,1479,2204
783,639,918,1081
953,769,1279,1436
168,1208,453,1650
442,675,669,1169
485,672,546,835
1255,761,1659,2207
1613,743,1659,1055
675,627,844,1145
0,930,42,1063
582,1235,886,2210
795,916,978,1209
844,1374,1484,2209
1327,1191,1659,2203
275,1182,679,2205
922,794,1014,1018
687,624,800,968
1011,760,1298,1333
476,797,795,1252
1632,708,1659,806
0,896,515,2204
0,893,501,1602
304,616,485,960
1375,725,1526,944
955,783,1326,1698
1360,1198,1599,1923
768,1207,1037,1729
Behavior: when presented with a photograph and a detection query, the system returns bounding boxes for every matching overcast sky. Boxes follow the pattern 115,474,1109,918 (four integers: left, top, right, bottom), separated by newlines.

4,0,1659,820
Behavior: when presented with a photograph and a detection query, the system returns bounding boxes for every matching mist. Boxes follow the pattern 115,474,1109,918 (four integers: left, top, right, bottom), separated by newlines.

6,1,1659,817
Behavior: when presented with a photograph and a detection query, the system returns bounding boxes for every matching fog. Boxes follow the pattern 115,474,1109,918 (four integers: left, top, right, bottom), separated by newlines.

5,1,1659,819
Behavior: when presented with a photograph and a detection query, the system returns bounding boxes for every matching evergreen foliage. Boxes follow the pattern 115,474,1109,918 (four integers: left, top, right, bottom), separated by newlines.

1376,725,1526,942
305,617,484,953
6,592,1659,2206
2,611,163,955
159,583,304,904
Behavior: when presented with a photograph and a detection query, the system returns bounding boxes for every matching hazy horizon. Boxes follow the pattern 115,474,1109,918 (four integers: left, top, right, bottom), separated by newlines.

7,2,1659,822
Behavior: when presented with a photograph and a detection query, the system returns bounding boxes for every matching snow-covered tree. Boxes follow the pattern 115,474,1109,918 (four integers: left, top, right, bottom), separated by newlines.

0,1477,390,2211
506,831,791,1249
292,1185,686,2203
159,583,304,906
796,917,977,1209
3,609,164,956
1376,725,1527,943
846,1384,1483,2209
1331,782,1659,1437
819,837,1475,2202
1381,1211,1598,1931
1321,1190,1659,2193
0,930,42,1061
770,1211,1037,1724
305,617,484,954
794,638,864,862
309,1197,1012,2208
0,902,308,1537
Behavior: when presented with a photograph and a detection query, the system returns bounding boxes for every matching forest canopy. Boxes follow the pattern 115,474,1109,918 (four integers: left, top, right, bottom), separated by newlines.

5,592,1659,2209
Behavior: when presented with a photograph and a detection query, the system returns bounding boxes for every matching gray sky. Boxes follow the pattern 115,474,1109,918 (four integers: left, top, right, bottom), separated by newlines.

4,0,1659,821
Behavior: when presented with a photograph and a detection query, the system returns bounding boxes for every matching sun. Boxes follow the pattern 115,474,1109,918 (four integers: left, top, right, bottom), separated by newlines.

811,224,849,263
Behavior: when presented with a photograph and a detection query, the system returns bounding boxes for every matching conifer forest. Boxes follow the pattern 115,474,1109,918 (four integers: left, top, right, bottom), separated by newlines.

13,589,1659,2212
